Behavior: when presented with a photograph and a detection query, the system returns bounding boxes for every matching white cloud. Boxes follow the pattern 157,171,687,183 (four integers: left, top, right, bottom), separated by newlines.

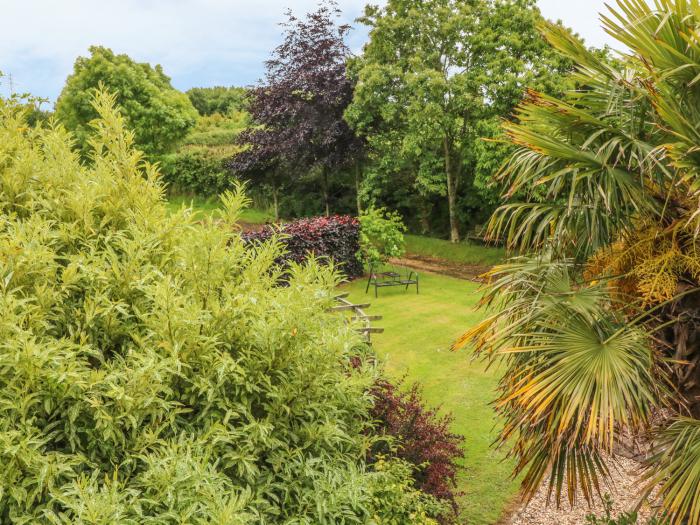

1,0,627,103
537,0,623,50
0,0,370,101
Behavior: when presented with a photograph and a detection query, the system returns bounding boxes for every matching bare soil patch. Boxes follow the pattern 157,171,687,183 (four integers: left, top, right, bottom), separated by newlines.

390,254,491,282
239,221,269,233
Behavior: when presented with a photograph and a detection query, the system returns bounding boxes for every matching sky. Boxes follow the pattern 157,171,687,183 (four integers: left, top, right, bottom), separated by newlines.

0,0,621,104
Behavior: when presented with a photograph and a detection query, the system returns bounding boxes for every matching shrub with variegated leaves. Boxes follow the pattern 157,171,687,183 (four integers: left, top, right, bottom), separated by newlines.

0,91,445,524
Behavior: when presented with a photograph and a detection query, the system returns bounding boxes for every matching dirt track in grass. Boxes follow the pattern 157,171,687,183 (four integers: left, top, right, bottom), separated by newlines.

391,254,492,282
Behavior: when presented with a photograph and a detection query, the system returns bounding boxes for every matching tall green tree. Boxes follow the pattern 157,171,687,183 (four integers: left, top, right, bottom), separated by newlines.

346,0,571,241
56,46,197,156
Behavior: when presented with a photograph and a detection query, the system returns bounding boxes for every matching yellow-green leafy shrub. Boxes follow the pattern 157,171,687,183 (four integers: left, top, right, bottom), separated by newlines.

0,92,443,524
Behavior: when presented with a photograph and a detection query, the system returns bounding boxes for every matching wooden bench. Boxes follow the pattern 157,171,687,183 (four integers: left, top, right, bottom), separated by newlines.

365,264,419,298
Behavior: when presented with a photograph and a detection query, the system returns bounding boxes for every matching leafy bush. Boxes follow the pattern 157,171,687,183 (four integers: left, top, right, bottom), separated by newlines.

0,91,443,523
243,215,364,279
370,379,465,522
160,109,249,197
186,111,251,146
363,458,448,525
186,86,248,117
160,149,231,196
359,207,407,266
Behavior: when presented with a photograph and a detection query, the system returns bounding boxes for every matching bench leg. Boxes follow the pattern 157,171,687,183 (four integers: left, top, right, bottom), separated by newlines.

365,263,374,294
375,283,378,298
416,276,419,294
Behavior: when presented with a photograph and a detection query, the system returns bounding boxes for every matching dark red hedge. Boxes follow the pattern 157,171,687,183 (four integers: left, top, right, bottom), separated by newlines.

242,215,363,279
369,379,465,521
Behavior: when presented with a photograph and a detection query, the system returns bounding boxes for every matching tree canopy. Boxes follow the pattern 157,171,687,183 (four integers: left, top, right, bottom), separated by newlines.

55,46,198,157
231,1,364,217
186,86,248,117
346,0,572,241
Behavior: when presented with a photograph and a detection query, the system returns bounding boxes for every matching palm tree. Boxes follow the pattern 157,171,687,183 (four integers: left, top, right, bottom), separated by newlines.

455,1,700,522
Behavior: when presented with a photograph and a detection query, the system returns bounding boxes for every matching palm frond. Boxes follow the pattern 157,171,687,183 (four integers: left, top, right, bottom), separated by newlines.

645,417,700,525
457,256,668,505
489,63,664,259
472,1,700,519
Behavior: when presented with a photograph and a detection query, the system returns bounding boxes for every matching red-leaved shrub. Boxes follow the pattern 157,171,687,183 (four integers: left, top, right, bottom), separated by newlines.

370,379,465,521
242,215,363,279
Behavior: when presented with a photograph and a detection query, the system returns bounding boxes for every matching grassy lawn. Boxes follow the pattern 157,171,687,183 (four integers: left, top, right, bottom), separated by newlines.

166,195,274,224
405,234,504,266
343,271,518,524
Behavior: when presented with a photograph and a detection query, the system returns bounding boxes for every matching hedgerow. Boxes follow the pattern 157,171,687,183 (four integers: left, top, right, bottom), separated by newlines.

243,215,364,280
0,91,445,524
159,148,231,196
160,112,249,196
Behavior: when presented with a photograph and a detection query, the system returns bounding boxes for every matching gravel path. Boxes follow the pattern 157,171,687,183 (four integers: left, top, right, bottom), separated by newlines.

503,456,660,524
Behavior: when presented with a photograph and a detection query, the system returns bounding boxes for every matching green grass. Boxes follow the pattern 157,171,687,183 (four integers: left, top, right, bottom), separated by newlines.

343,271,518,524
404,234,504,266
166,195,274,224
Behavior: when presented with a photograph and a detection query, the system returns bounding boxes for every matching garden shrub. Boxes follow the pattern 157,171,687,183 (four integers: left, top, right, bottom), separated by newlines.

160,112,249,197
186,111,251,146
359,207,407,267
160,148,231,196
243,215,364,280
0,92,445,523
370,379,465,522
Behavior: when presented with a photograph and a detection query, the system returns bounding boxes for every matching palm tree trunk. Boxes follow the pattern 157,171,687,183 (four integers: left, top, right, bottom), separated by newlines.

662,292,700,418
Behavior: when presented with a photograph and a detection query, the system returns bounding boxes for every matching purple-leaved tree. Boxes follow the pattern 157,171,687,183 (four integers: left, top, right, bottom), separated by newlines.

230,1,365,218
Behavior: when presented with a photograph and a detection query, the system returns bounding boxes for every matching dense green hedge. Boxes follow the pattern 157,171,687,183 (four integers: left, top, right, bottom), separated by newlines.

160,110,249,197
160,148,232,196
0,92,445,524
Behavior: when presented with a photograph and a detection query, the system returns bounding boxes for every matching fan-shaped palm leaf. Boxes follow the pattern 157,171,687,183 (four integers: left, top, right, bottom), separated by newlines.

457,256,667,504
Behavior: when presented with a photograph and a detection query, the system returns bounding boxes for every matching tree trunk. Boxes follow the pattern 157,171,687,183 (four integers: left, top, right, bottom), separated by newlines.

271,185,279,221
419,199,432,235
660,289,700,418
355,162,362,216
444,137,460,243
322,168,330,216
